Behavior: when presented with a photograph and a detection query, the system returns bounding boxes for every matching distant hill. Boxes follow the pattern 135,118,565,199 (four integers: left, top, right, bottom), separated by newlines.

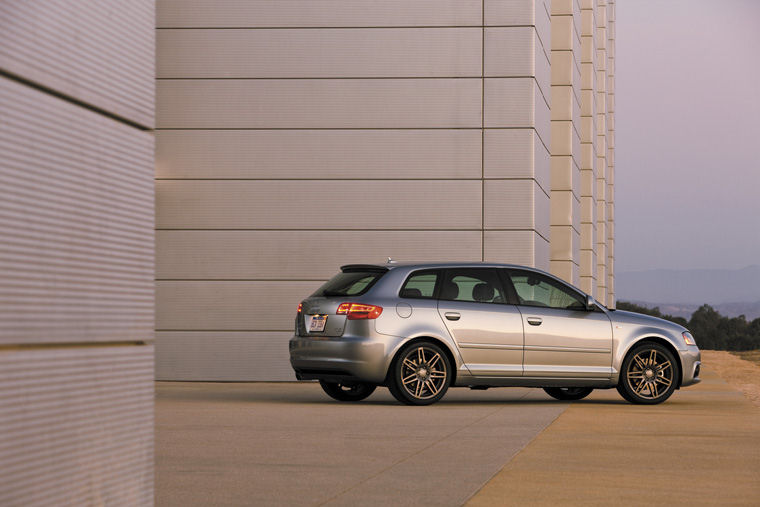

617,265,760,320
625,300,760,321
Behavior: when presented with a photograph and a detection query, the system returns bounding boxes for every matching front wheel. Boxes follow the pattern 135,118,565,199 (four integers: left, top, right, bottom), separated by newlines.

543,387,594,401
617,342,679,404
319,380,376,402
388,341,451,405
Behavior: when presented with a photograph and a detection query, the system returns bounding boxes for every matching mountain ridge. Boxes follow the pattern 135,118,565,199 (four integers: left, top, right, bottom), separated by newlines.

616,265,760,319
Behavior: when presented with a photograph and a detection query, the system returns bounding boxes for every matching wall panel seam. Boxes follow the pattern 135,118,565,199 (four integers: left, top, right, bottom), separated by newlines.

0,70,152,131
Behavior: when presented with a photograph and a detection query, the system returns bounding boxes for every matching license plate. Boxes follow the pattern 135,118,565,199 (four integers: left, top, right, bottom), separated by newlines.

309,315,327,333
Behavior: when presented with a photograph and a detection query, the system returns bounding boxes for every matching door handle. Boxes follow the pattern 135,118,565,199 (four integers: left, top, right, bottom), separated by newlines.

526,317,542,326
444,312,461,321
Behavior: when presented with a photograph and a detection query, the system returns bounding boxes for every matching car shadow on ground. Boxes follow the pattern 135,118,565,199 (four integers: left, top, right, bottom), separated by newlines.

155,383,630,406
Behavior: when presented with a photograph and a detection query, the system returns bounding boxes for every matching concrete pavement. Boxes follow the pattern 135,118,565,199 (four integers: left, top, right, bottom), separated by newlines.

468,368,760,506
156,383,567,506
156,365,760,506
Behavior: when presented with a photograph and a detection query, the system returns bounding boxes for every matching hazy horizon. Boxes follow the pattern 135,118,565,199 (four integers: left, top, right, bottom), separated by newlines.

615,0,760,272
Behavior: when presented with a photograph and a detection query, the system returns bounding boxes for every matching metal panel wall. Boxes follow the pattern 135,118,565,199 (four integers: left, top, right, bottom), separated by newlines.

0,0,154,127
155,0,556,380
157,130,482,179
0,346,154,506
0,78,154,345
0,0,155,503
156,230,483,280
157,0,483,27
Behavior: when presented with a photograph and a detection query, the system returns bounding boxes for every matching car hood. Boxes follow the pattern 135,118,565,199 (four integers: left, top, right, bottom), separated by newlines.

608,309,687,333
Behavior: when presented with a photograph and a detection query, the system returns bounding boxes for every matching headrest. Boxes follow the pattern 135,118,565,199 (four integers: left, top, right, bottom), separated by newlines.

440,281,459,300
400,288,422,298
473,283,495,302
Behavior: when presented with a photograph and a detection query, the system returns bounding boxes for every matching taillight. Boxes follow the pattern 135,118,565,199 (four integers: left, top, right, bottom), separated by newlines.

297,302,302,313
336,302,383,320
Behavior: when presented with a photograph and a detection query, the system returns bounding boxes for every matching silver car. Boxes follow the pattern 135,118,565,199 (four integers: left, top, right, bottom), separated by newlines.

289,262,701,405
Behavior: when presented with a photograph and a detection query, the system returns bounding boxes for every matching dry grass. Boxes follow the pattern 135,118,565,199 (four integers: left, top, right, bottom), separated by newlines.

731,349,760,367
702,350,760,407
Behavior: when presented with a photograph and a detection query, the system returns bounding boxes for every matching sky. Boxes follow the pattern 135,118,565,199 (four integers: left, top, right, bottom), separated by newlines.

615,0,760,273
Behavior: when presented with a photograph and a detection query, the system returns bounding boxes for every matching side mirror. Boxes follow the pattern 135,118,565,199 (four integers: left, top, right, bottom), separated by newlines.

585,295,596,311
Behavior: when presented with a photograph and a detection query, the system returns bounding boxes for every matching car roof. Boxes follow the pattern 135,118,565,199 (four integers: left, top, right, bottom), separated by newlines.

342,261,546,272
339,261,594,299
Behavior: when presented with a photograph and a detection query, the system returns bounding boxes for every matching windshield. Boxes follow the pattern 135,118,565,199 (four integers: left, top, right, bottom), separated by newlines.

311,271,385,297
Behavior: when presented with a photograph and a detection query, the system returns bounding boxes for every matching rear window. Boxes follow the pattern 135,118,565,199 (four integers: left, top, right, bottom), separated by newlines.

311,271,384,297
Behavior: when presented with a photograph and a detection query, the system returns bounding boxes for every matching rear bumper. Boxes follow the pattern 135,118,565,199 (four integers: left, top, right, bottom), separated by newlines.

680,348,701,387
289,331,404,384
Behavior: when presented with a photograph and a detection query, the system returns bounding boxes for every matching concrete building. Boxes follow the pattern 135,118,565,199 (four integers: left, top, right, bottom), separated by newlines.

0,1,155,504
155,0,615,381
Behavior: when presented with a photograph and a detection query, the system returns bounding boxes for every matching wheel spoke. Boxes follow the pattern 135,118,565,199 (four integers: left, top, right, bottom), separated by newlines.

633,355,647,370
650,382,659,397
655,376,671,387
414,379,423,397
428,353,442,369
649,349,657,366
656,361,671,373
402,373,417,385
426,379,440,396
403,358,417,370
634,380,647,394
417,347,425,365
429,372,446,379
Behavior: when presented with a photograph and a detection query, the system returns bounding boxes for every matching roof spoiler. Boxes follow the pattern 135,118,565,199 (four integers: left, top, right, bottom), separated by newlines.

340,264,390,273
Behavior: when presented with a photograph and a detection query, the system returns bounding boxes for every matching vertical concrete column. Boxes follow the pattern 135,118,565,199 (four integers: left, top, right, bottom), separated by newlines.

549,0,582,285
484,0,552,270
606,0,616,307
579,0,598,297
595,0,608,303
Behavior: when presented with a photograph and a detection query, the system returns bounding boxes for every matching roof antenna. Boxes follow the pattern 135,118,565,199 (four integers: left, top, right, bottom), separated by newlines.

387,257,397,264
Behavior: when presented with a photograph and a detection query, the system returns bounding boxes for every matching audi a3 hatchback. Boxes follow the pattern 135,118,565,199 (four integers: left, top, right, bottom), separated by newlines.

289,262,701,405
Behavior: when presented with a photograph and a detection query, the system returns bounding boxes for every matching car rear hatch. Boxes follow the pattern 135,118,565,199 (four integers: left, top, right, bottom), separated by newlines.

296,264,388,337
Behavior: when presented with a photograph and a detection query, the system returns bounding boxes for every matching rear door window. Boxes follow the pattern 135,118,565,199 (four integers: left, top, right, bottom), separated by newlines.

399,270,439,299
312,271,384,297
439,268,506,304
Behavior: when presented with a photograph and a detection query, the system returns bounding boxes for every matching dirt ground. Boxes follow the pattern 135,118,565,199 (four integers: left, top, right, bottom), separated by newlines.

703,349,760,407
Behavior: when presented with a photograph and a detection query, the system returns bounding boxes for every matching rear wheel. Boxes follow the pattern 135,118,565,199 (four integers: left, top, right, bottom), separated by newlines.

319,380,376,402
543,387,594,401
388,341,451,405
617,342,679,404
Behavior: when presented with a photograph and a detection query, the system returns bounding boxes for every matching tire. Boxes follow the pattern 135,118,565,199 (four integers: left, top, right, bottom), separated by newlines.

543,387,594,401
319,380,376,402
617,342,679,405
388,341,451,406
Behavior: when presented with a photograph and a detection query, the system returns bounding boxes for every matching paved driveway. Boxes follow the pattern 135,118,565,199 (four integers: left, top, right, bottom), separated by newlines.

157,363,760,506
156,383,568,506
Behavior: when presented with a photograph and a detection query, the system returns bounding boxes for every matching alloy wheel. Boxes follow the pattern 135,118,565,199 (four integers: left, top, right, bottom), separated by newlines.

618,342,679,404
400,345,447,400
388,341,451,405
626,348,673,400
